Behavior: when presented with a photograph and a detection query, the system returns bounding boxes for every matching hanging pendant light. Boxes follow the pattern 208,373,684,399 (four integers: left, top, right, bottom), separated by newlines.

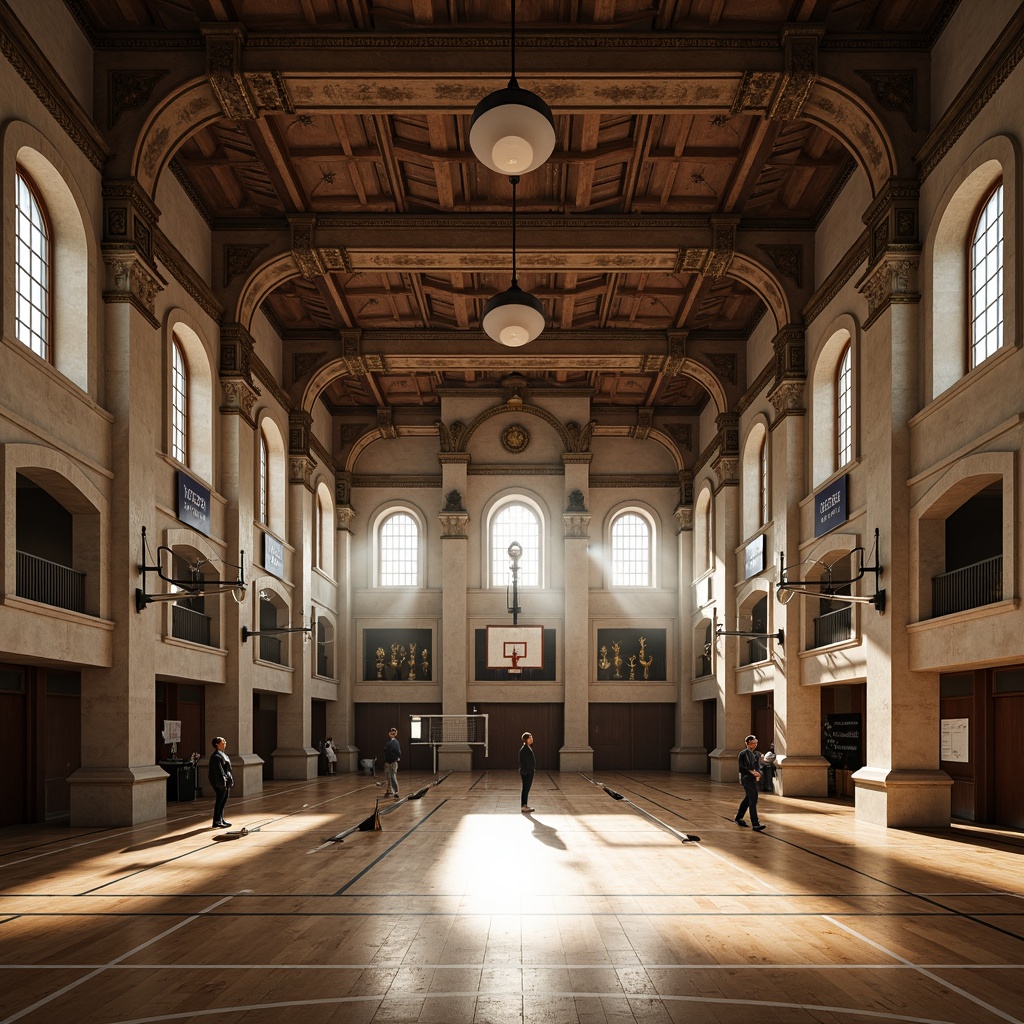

482,175,545,348
470,1,555,176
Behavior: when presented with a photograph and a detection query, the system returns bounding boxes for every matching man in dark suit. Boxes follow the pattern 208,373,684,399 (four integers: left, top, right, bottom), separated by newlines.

519,731,536,812
735,735,766,831
208,736,234,828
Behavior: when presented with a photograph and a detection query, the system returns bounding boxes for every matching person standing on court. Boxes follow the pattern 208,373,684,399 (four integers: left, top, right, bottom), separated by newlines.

519,731,536,813
383,727,401,799
324,737,338,775
734,734,766,831
208,736,233,829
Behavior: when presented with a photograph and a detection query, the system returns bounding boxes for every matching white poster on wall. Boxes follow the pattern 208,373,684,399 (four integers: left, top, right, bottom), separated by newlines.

940,718,968,763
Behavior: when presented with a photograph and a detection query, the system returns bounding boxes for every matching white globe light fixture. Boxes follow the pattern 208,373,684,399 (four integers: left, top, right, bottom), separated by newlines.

482,175,545,348
469,1,555,177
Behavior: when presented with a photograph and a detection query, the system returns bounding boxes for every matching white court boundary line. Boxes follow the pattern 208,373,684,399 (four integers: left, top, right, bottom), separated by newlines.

73,990,964,1024
0,894,238,1024
824,915,1024,1024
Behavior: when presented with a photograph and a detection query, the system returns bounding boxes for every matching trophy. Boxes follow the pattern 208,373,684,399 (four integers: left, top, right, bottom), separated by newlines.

375,646,385,679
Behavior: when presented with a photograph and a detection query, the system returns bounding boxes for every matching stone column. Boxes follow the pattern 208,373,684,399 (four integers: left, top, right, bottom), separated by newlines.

208,329,263,795
768,335,829,796
272,414,318,779
560,459,593,771
853,241,950,825
707,415,745,783
438,457,472,770
671,472,706,771
330,489,359,772
71,181,168,826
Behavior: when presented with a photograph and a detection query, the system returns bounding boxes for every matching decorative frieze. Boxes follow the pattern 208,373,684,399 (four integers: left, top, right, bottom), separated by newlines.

758,244,802,287
224,244,267,287
288,454,315,491
439,512,470,538
673,505,694,532
563,513,591,539
219,323,257,386
108,70,169,128
768,379,806,421
857,251,920,329
565,420,596,453
856,70,916,131
220,378,260,423
101,248,164,328
630,408,653,441
436,420,468,454
336,506,357,531
377,408,397,440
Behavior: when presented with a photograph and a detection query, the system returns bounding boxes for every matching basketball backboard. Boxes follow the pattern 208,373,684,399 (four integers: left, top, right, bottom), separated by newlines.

485,625,544,673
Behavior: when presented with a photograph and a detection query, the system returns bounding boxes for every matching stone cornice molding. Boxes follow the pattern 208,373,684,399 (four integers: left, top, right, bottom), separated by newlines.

251,352,292,412
589,475,678,488
916,2,1024,181
154,228,223,323
736,359,776,416
801,230,870,326
354,475,442,487
309,434,335,473
0,2,110,170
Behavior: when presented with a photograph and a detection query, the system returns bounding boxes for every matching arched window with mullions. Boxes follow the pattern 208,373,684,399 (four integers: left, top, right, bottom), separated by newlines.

15,169,50,361
490,502,540,587
170,337,188,465
611,511,652,587
379,512,419,586
758,435,769,528
969,182,1003,369
836,343,852,469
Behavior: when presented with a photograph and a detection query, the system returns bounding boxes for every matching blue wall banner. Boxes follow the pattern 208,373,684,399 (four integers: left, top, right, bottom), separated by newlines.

814,474,848,537
177,471,211,537
263,533,285,578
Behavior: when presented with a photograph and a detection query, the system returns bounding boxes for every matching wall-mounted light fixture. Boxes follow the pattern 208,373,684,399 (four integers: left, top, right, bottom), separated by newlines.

776,527,886,613
136,526,245,612
242,609,316,645
482,175,545,347
469,1,555,176
506,540,523,625
715,625,785,646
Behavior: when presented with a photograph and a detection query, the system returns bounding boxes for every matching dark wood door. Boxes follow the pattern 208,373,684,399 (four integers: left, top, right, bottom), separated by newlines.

702,699,716,774
44,676,81,819
589,704,674,770
0,668,28,826
354,703,442,772
471,703,564,770
253,692,278,780
993,694,1024,829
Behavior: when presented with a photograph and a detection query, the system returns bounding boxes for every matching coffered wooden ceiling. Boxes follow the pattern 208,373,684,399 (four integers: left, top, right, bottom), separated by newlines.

75,0,956,419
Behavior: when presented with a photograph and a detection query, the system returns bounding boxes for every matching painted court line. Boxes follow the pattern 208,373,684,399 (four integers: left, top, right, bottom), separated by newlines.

824,915,1024,1024
0,894,236,1024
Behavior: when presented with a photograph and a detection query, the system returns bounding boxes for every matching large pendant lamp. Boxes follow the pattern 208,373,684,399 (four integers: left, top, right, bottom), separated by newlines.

482,175,545,348
469,1,555,176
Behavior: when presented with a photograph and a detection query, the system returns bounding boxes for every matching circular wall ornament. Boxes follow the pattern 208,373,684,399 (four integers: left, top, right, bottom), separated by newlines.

501,423,530,454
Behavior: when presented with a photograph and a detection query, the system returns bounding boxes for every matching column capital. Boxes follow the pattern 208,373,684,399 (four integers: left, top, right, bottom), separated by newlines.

857,250,921,329
563,513,591,539
220,378,260,425
439,512,470,537
101,247,165,327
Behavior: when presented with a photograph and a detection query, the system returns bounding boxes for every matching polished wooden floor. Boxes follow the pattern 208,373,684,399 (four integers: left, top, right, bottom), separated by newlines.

1,770,1023,1024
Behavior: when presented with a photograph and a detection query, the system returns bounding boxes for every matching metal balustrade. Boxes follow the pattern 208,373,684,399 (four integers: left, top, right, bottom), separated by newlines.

260,634,283,664
171,603,212,646
932,555,1003,618
812,604,852,649
744,637,768,665
16,550,85,613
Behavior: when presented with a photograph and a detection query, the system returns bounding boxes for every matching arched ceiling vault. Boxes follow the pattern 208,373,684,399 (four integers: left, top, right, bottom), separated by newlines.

85,0,946,453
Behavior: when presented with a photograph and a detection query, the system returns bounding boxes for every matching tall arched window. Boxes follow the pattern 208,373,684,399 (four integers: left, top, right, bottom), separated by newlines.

258,433,269,525
15,169,50,361
170,337,188,465
491,502,540,586
970,183,1003,369
611,512,651,586
836,343,852,469
380,512,419,586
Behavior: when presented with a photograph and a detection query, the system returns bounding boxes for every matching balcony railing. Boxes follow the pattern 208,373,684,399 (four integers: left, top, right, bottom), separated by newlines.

172,603,212,646
744,637,768,665
932,554,1003,618
260,634,283,664
812,604,852,649
16,550,85,613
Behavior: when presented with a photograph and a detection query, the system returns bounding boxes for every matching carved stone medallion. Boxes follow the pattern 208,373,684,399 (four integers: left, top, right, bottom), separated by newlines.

501,423,530,454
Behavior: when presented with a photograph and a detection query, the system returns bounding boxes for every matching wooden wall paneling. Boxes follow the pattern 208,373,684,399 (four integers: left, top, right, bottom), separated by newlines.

354,702,443,772
0,667,28,826
253,692,278,780
590,703,631,770
992,693,1024,829
470,703,564,770
702,698,716,774
43,674,80,819
940,692,974,821
629,704,674,770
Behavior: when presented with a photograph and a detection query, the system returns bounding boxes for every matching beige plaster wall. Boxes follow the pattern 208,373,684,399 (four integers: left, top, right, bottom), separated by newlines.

815,168,871,291
9,0,93,111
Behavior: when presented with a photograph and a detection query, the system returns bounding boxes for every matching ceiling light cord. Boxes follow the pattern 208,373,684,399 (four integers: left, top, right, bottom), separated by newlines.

510,174,520,285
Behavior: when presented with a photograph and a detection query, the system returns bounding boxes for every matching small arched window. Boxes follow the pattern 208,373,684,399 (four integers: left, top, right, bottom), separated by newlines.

171,337,188,465
15,169,50,361
969,183,1003,368
836,343,852,469
611,512,651,587
491,502,540,586
380,512,419,586
258,433,269,526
